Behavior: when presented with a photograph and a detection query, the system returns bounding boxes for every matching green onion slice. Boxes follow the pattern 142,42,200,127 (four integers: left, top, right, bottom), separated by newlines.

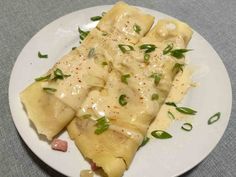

38,51,48,59
90,16,102,21
35,74,51,81
165,102,177,107
78,28,90,40
118,44,134,53
43,87,57,92
172,63,185,73
72,47,77,50
95,116,109,134
139,44,157,53
151,130,172,139
150,73,162,86
176,107,197,115
168,111,175,119
121,74,130,85
208,112,221,125
181,123,193,131
163,43,174,55
170,49,192,59
53,68,71,81
151,93,159,101
133,24,141,34
139,137,150,147
88,48,95,58
144,53,150,63
119,94,128,106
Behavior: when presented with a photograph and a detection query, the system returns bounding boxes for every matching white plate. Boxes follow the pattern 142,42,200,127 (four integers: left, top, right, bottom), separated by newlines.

9,5,232,177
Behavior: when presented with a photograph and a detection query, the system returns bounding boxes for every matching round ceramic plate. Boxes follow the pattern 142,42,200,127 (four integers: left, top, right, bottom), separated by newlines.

9,5,232,177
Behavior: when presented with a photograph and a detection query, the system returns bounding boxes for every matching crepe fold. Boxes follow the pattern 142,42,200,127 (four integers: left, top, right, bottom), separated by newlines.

67,17,192,177
20,2,154,140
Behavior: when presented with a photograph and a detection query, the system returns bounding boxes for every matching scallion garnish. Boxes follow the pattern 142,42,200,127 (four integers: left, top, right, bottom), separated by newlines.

53,68,71,81
139,44,157,53
119,94,128,106
118,44,134,53
139,137,150,147
133,24,141,34
72,47,77,50
149,73,162,86
181,123,193,131
90,16,102,21
35,74,51,81
176,107,197,115
170,49,192,59
144,53,150,63
94,116,109,134
151,93,159,101
165,102,177,107
208,112,221,125
38,51,48,59
163,43,192,59
151,130,172,139
172,63,185,73
102,61,108,66
43,87,57,92
78,28,90,40
88,48,95,58
163,43,173,55
121,74,130,85
165,102,197,115
167,111,175,119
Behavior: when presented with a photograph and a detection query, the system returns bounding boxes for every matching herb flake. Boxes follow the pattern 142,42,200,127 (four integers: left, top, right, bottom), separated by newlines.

208,112,221,125
95,117,109,134
151,130,172,139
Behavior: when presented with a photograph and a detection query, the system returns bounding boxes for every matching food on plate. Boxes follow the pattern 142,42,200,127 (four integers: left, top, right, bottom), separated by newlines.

51,139,68,152
20,1,196,177
20,1,154,140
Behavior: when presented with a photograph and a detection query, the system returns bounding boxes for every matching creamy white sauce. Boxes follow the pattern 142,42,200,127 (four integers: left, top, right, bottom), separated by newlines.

147,66,193,135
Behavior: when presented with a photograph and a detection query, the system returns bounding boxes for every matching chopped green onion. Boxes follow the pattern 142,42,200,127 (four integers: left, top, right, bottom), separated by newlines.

172,63,185,73
121,74,130,85
53,68,71,81
102,32,108,36
170,49,192,59
144,53,150,63
119,94,128,106
102,61,108,66
95,116,109,134
208,112,221,125
38,51,48,59
167,111,175,119
78,28,90,40
150,73,162,86
163,43,174,55
139,137,150,147
72,47,77,50
90,16,102,21
151,93,159,101
101,12,106,16
43,87,57,92
176,107,197,115
151,130,172,139
118,44,134,53
35,74,51,81
165,102,177,107
139,44,157,53
133,24,141,34
181,123,193,131
81,114,92,119
88,48,95,58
